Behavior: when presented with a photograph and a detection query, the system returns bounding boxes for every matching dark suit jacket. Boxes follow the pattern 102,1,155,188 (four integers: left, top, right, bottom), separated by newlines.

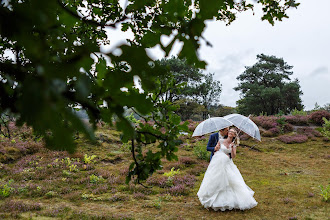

206,132,222,161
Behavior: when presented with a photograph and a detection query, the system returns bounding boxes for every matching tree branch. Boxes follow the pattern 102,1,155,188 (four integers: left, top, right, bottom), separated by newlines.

57,0,128,29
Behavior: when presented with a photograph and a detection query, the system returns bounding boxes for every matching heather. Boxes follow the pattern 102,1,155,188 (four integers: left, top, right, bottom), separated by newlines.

0,121,329,219
278,134,308,144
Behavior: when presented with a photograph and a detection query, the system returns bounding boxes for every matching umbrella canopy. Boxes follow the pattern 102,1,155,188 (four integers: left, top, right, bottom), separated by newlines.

224,114,261,141
192,117,233,137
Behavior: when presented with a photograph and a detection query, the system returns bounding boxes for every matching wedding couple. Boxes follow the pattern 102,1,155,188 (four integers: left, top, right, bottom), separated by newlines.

197,127,258,211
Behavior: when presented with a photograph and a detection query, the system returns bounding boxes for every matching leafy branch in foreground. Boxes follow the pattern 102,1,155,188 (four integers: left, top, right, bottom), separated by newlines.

124,71,188,184
1,0,300,180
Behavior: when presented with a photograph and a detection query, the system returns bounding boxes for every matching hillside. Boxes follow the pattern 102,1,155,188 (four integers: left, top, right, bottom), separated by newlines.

0,121,329,219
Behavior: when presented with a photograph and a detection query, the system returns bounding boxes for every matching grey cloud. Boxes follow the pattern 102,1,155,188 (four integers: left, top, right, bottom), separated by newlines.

309,66,328,77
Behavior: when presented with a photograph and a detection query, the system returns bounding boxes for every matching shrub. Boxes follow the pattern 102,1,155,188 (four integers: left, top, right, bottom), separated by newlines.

284,115,309,125
0,179,14,197
84,154,97,164
297,127,322,138
239,133,250,140
252,116,277,129
193,144,210,161
278,134,308,144
146,175,168,188
321,118,330,138
92,185,108,195
268,127,280,136
45,191,57,198
0,200,41,212
309,110,330,125
282,123,294,133
179,157,197,165
89,174,105,184
319,184,330,202
172,174,196,188
168,184,188,196
163,167,180,178
133,192,147,200
291,108,307,116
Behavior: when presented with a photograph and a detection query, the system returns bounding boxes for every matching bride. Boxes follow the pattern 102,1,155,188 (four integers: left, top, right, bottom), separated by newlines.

197,128,257,211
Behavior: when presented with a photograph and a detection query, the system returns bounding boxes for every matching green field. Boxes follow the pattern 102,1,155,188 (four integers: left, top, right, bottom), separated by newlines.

0,126,329,220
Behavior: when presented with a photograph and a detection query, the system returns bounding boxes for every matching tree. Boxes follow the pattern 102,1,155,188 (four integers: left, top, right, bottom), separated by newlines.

1,0,300,182
155,57,203,103
174,99,204,121
213,105,236,117
197,73,222,119
235,54,303,115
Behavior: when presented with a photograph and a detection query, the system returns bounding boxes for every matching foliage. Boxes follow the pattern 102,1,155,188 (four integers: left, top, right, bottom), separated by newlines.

197,73,222,119
83,154,96,164
163,167,181,178
163,167,181,187
309,110,330,126
296,127,322,138
291,108,307,116
276,117,287,133
0,112,14,139
1,124,330,218
213,105,236,117
155,57,204,103
252,116,278,129
235,54,303,115
321,118,330,138
193,144,210,161
0,179,14,197
89,174,105,184
174,99,204,121
278,134,308,144
319,184,330,202
284,115,309,126
1,0,300,182
0,200,41,212
125,113,140,126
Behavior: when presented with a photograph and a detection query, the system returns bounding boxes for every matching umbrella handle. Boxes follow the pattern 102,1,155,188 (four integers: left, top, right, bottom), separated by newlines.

234,114,251,142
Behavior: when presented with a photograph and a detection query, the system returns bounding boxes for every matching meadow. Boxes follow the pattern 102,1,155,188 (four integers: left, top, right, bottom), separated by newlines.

0,113,329,220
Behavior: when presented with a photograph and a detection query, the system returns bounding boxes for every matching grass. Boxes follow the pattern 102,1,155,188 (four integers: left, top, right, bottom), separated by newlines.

0,125,329,220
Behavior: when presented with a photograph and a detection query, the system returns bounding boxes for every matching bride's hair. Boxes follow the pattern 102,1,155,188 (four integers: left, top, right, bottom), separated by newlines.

230,128,240,146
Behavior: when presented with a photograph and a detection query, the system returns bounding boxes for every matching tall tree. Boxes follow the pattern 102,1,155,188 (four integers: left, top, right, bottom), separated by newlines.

155,57,203,103
235,54,303,115
198,73,222,119
1,0,300,182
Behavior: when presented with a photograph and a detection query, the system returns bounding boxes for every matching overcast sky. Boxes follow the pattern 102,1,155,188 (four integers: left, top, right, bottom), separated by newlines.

104,1,330,110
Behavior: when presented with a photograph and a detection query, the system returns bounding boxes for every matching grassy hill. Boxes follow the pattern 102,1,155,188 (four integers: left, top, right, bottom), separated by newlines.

0,123,329,219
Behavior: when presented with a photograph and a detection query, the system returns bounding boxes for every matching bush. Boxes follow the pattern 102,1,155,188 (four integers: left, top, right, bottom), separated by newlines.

179,157,197,165
282,123,294,133
309,110,330,125
168,184,188,196
291,108,307,116
263,128,280,137
321,118,330,138
278,134,308,144
252,116,277,129
239,133,251,140
284,115,309,126
319,184,330,202
0,200,41,212
146,176,168,188
193,144,210,161
297,127,322,138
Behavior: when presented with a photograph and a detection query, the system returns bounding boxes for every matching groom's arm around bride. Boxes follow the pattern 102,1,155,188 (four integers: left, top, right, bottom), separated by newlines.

206,132,219,161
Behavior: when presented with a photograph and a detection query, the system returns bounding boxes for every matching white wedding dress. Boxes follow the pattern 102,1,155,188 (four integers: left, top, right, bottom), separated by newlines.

197,139,257,211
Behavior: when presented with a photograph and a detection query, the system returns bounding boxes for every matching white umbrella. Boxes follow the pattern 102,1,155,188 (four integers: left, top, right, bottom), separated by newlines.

192,117,233,137
224,114,261,141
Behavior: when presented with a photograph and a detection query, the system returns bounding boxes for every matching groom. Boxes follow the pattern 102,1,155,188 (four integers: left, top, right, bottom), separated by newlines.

206,127,229,161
